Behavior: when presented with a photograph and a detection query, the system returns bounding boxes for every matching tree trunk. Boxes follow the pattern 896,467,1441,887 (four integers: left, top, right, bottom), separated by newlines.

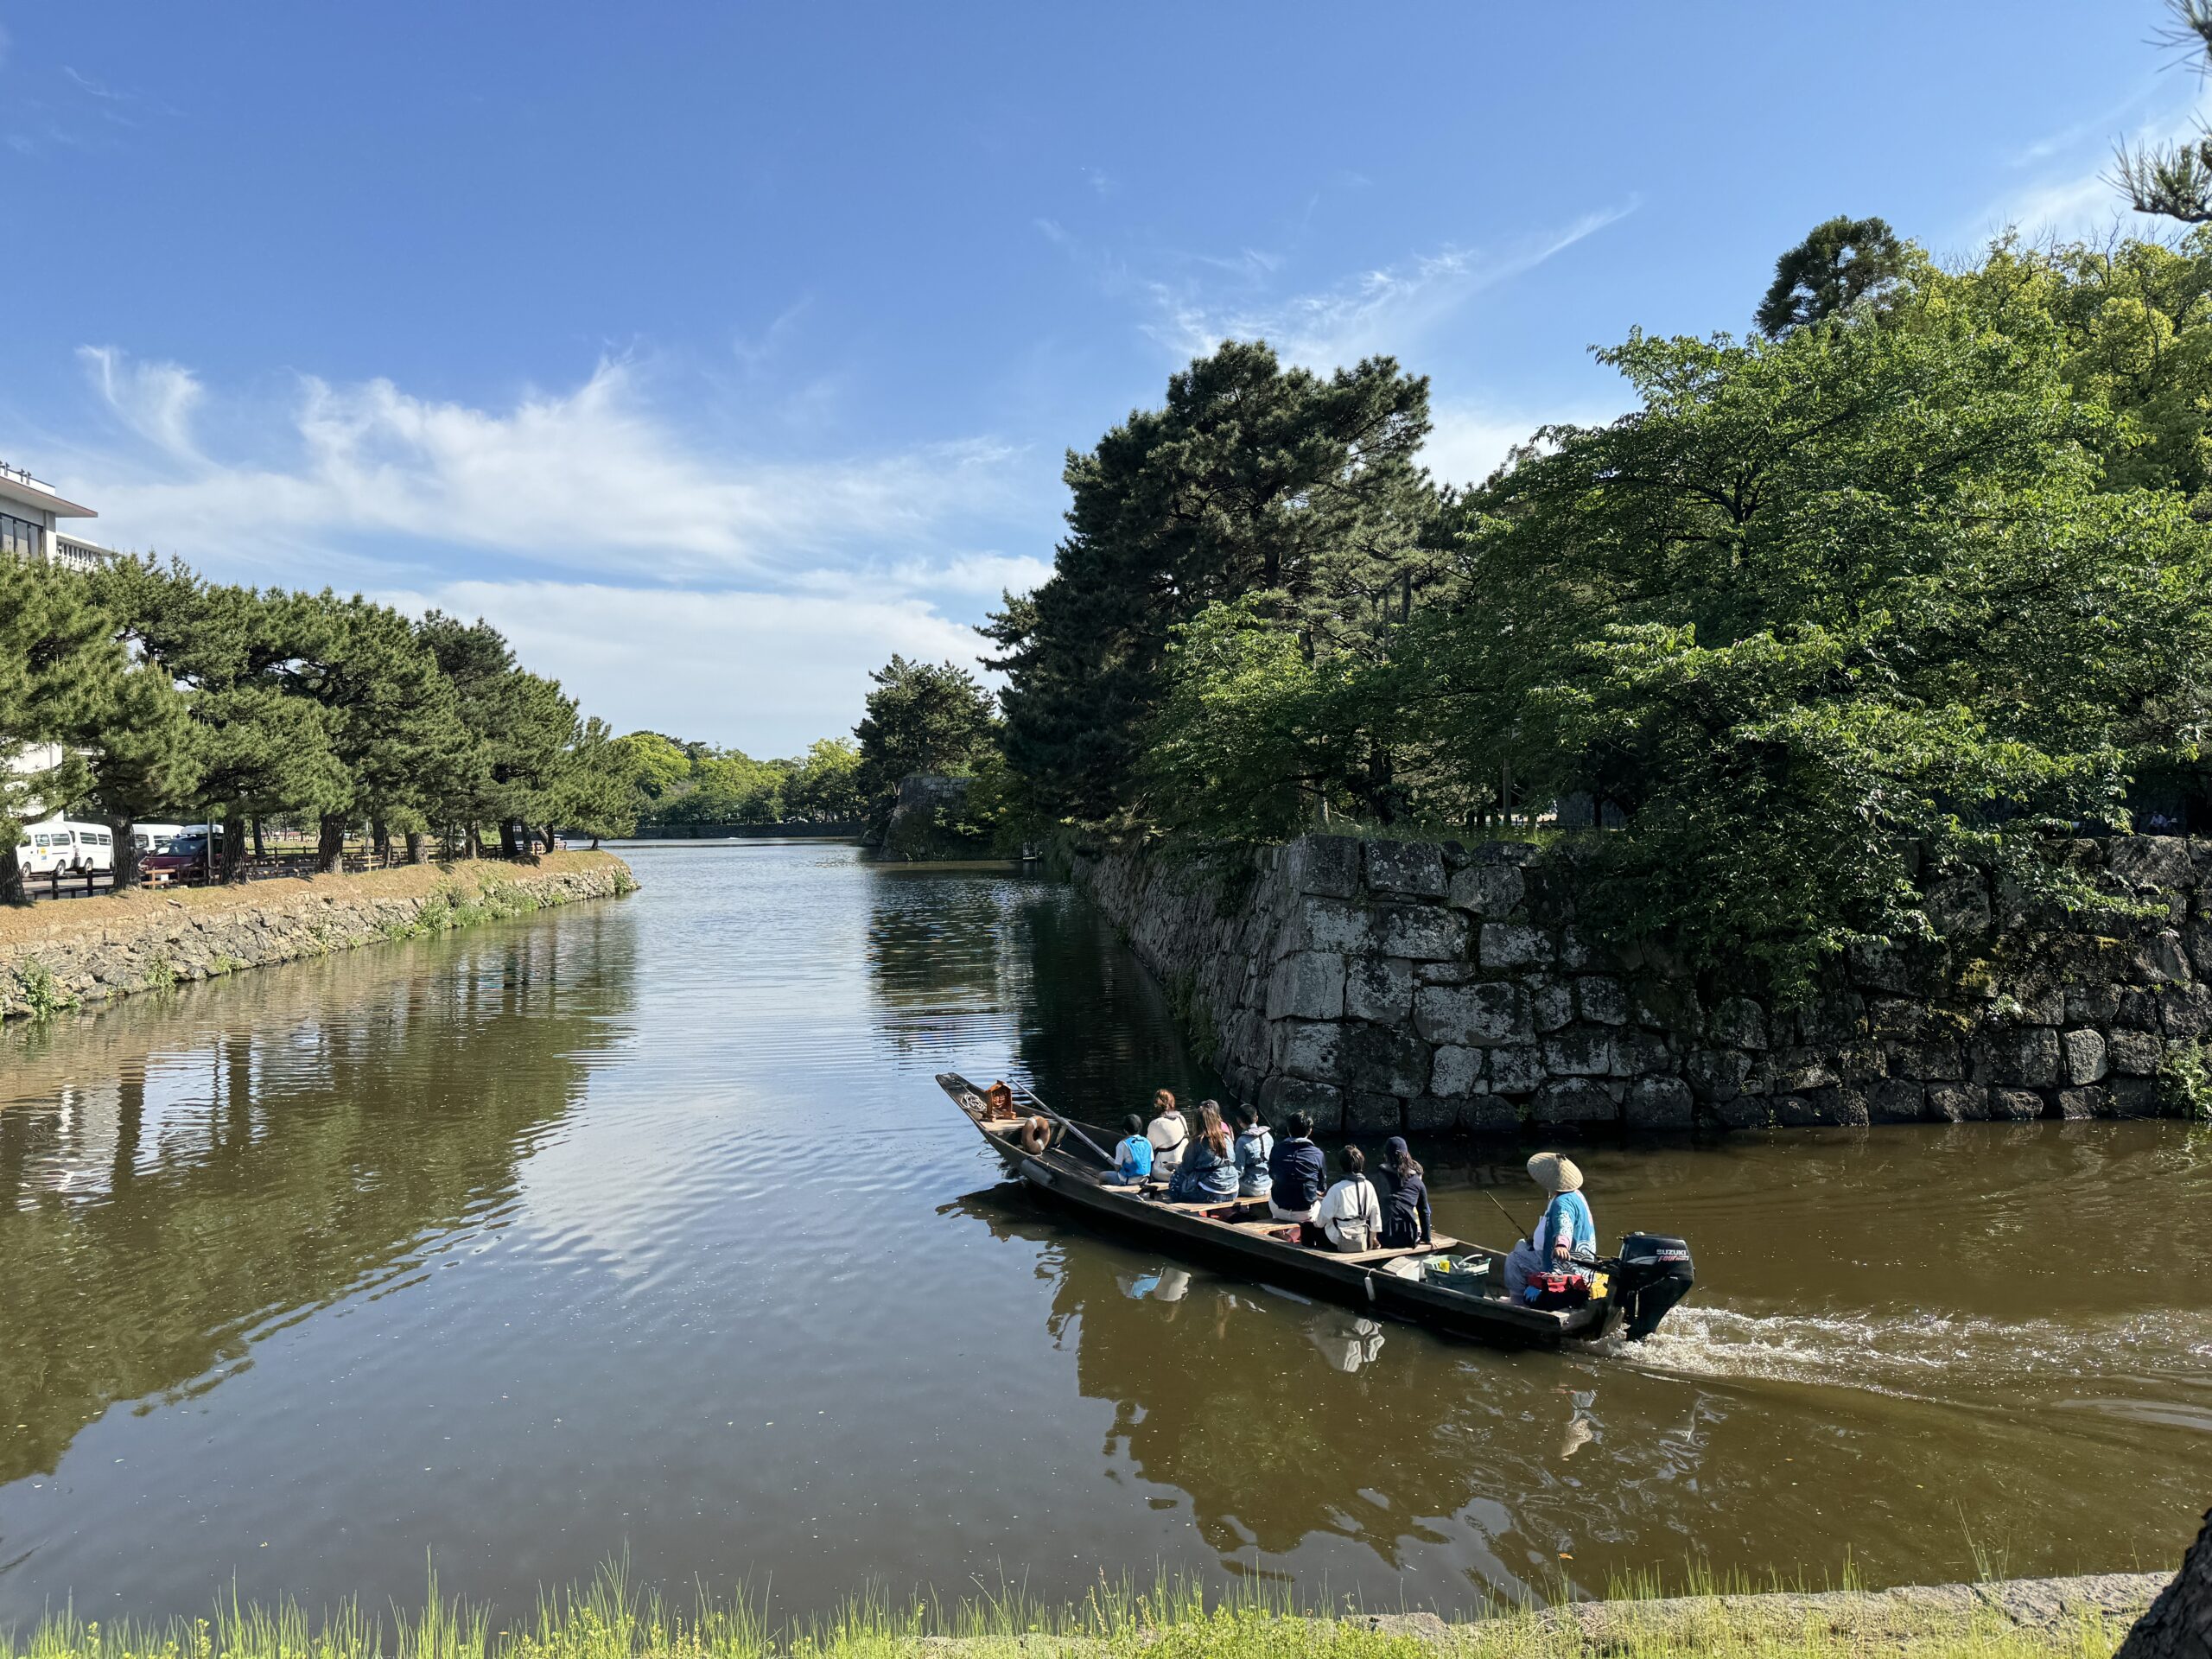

219,806,248,884
370,818,391,867
111,817,141,891
467,823,483,860
316,813,346,876
251,815,267,858
0,843,26,906
499,819,521,860
2117,1506,2212,1659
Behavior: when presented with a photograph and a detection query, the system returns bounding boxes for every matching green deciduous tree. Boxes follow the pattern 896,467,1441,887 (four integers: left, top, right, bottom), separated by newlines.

784,736,865,821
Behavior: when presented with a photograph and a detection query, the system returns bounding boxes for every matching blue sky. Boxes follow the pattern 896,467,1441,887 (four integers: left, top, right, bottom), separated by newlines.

1,3,2200,754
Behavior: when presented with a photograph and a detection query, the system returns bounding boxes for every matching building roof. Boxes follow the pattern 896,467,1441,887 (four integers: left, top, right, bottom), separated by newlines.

0,467,96,519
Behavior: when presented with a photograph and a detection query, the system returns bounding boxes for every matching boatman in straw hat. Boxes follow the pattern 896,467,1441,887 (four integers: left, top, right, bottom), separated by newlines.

1503,1151,1597,1300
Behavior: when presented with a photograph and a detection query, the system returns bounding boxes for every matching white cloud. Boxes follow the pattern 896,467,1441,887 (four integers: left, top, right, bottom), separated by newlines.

72,350,1025,584
379,579,995,754
1421,397,1624,492
1971,86,2212,245
1142,204,1637,370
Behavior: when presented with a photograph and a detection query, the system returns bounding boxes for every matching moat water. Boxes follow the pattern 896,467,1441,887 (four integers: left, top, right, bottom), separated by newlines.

1,841,2206,1625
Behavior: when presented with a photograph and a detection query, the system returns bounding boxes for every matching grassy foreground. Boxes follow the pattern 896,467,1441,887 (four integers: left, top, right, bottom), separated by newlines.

0,1570,2139,1659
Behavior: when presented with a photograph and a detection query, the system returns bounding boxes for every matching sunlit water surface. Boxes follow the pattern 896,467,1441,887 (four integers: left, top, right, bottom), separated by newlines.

1,842,2206,1624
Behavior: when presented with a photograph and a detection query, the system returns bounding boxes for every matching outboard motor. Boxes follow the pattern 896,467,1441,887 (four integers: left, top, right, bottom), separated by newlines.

1608,1233,1694,1340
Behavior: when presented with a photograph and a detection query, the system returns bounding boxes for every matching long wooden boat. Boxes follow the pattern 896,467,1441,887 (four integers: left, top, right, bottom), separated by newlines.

936,1072,1695,1351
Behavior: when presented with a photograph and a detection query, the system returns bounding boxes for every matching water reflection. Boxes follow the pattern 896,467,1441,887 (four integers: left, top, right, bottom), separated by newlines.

0,914,632,1488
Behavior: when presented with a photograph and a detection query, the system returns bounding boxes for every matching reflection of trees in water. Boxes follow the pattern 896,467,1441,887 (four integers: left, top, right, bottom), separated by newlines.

944,1186,1682,1599
0,913,633,1486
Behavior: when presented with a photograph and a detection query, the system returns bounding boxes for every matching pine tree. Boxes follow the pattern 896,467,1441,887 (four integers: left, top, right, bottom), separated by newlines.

0,556,127,903
1755,215,1908,335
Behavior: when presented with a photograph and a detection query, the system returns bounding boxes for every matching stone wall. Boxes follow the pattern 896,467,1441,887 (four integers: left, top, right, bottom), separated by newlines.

0,852,636,1021
1072,833,2209,1135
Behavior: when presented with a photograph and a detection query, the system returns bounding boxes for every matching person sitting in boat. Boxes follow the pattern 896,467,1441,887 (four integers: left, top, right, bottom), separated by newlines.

1166,1101,1239,1203
1314,1145,1383,1252
1230,1102,1273,1199
1503,1151,1596,1299
1103,1115,1154,1186
1145,1090,1189,1178
1267,1111,1325,1223
1377,1135,1433,1250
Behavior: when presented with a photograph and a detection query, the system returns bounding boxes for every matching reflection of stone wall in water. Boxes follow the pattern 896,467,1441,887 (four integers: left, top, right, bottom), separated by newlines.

0,913,632,1486
1074,833,2212,1135
0,853,635,1020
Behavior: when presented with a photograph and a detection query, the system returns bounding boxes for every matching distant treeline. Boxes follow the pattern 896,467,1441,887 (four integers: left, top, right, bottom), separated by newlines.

615,734,864,827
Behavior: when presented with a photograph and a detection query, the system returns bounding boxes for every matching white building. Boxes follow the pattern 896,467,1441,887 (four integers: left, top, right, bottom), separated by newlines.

0,461,120,571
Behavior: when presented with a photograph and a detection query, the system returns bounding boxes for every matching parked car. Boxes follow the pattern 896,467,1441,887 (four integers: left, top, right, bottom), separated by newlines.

132,823,188,857
16,818,115,875
141,831,220,885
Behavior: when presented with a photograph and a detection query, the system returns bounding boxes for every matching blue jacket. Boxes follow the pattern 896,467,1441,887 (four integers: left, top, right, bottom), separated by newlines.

1268,1136,1326,1211
1233,1126,1274,1197
1535,1191,1596,1259
1168,1138,1238,1202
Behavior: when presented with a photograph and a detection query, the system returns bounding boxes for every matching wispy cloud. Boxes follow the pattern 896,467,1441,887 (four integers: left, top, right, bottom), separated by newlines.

70,349,1027,587
61,65,124,101
1139,203,1638,370
1972,81,2211,244
1421,396,1625,492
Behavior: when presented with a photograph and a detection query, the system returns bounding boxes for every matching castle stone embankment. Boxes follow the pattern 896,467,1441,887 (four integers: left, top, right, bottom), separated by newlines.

0,852,635,1020
1072,833,2211,1135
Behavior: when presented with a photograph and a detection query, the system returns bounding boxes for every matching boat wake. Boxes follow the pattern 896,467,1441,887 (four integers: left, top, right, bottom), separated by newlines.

1610,1301,2212,1402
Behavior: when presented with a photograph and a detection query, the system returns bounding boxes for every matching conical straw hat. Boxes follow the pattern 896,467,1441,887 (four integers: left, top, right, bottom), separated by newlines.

1527,1151,1583,1192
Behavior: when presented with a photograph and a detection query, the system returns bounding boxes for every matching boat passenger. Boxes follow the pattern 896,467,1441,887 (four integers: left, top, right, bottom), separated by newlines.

1146,1090,1190,1177
1377,1135,1433,1250
1267,1111,1326,1223
1230,1103,1273,1199
1167,1101,1239,1203
1502,1151,1596,1300
1315,1145,1383,1253
1103,1114,1154,1186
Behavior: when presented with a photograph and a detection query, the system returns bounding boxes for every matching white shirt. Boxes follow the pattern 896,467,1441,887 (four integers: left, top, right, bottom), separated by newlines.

1316,1175,1382,1250
1146,1112,1188,1171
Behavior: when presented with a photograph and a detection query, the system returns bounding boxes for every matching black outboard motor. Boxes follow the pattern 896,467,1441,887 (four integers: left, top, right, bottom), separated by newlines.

1608,1233,1694,1340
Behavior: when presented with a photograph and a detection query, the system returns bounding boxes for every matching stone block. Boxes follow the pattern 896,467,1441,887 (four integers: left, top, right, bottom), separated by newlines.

1764,1047,1839,1093
1926,871,1993,939
1613,1028,1675,1077
1487,1045,1547,1094
1778,1087,1871,1127
2108,834,2195,893
1709,995,1768,1050
1531,1077,1618,1125
2141,931,2195,985
1429,1045,1484,1098
1414,982,1531,1047
1625,1076,1694,1128
1685,1046,1751,1103
1363,840,1446,899
1275,1020,1342,1083
1531,977,1573,1033
1545,1027,1617,1077
1404,1094,1460,1132
1836,1041,1887,1083
1972,1026,2061,1088
1284,835,1363,899
1446,862,1524,917
1478,922,1552,969
1631,979,1701,1033
2063,983,2123,1026
1458,1093,1520,1134
1343,957,1414,1025
1887,1039,1966,1081
2160,983,2212,1039
2115,988,2163,1031
2056,1086,2108,1120
2107,1027,2163,1075
1257,1075,1343,1130
1925,1082,1989,1122
1338,1023,1432,1098
1264,951,1345,1023
2062,1027,2108,1084
1866,1077,1924,1122
1707,1096,1771,1129
1845,941,1915,993
1374,905,1470,962
1416,962,1478,985
1280,899,1372,957
1344,1090,1404,1135
1989,1088,2046,1122
1558,928,1599,970
1867,998,1927,1040
1575,976,1629,1026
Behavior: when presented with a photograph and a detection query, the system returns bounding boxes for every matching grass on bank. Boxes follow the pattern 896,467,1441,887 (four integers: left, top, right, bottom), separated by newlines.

0,1567,2133,1659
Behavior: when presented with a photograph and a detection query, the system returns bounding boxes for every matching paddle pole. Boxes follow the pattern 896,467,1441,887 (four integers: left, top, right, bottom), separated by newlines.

1008,1081,1117,1168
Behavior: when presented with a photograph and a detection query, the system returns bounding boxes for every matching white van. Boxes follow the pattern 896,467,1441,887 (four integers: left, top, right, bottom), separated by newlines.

16,818,115,875
132,823,187,856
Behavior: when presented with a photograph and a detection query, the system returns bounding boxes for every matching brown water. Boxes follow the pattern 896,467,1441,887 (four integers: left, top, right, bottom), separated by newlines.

1,842,2206,1626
